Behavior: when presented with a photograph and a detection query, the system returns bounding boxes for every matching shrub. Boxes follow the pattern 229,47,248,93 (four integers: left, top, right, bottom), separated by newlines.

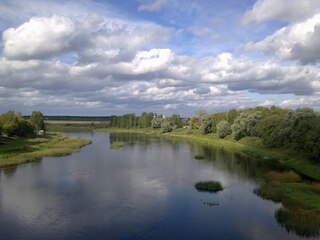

216,120,231,138
161,122,172,133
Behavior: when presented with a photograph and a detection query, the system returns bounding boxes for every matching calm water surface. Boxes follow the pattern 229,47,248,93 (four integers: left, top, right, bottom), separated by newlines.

0,132,318,240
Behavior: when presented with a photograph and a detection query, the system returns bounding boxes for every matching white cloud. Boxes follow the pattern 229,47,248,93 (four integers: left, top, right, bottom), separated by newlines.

242,0,320,24
3,16,76,60
138,0,168,12
243,14,320,64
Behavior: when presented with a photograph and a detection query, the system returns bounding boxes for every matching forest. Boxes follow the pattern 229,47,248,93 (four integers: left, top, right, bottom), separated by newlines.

109,106,320,161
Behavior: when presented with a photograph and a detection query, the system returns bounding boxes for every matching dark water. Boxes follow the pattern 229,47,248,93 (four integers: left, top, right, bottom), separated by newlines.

0,132,318,240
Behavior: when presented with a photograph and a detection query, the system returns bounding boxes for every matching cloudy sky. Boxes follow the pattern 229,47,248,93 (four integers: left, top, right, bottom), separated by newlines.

0,0,320,116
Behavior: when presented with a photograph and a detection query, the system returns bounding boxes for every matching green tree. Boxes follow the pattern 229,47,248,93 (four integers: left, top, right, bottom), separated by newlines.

161,121,172,133
216,121,232,138
226,109,238,124
231,113,248,140
30,111,46,133
190,116,199,129
138,112,153,128
0,111,34,137
256,114,285,147
170,114,182,128
151,115,165,128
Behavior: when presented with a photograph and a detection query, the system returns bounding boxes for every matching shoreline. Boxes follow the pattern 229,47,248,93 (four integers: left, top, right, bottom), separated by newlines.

0,133,92,168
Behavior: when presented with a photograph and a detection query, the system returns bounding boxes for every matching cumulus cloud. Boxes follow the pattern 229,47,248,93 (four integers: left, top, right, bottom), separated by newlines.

1,46,319,115
242,0,320,24
3,16,76,60
202,53,318,95
243,14,320,64
2,13,169,63
138,0,168,12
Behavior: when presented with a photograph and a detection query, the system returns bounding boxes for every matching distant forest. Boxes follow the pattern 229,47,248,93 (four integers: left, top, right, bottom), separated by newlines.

109,106,320,161
29,116,111,121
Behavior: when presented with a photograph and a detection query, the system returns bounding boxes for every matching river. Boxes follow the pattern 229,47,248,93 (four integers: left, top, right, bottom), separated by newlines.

0,132,318,240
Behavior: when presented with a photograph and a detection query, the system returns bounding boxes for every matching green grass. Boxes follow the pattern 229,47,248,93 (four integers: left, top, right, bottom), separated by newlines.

0,133,92,167
256,171,320,237
110,141,125,149
195,181,223,193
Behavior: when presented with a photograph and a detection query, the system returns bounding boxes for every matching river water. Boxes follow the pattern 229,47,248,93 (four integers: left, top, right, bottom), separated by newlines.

0,132,318,240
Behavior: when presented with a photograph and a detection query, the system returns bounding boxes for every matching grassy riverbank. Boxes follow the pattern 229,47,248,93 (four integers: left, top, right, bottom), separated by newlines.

0,133,92,168
96,127,320,181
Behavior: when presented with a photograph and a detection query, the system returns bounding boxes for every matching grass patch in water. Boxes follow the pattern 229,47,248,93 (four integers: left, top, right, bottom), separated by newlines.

194,155,205,160
111,141,125,149
195,181,223,193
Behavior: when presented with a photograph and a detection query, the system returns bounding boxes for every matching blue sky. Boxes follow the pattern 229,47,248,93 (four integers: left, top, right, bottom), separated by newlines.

0,0,319,116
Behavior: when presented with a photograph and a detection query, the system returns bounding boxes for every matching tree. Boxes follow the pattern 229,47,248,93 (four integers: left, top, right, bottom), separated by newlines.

304,116,320,161
231,111,262,140
200,121,212,134
151,115,165,128
0,111,34,137
138,112,153,128
210,112,226,133
226,109,238,125
30,111,46,133
216,121,232,138
231,113,248,140
190,116,199,129
256,114,285,147
170,114,182,128
161,121,172,133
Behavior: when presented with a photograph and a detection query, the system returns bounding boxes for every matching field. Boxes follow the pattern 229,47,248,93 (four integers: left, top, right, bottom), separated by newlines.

46,120,109,132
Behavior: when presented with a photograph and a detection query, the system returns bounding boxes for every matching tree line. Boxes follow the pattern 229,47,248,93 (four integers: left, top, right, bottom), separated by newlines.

109,106,320,161
0,111,46,137
109,113,184,133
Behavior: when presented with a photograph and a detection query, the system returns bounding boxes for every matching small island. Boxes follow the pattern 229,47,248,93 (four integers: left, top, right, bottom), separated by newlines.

195,181,223,193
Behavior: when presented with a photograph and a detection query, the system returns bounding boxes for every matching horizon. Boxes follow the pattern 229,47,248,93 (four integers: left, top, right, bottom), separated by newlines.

1,0,320,116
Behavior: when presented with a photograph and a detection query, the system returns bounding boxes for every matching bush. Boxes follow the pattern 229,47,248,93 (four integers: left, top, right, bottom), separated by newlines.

161,122,172,133
200,121,212,134
216,121,231,138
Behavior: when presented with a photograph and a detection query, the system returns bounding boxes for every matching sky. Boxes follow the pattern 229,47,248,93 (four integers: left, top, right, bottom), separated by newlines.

0,0,320,116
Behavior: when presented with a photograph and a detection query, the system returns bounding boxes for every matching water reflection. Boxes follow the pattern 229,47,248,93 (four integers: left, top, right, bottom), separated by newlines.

0,132,318,240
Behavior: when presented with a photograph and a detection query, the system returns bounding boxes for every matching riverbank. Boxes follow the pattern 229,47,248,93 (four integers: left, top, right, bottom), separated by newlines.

96,127,320,181
0,133,92,168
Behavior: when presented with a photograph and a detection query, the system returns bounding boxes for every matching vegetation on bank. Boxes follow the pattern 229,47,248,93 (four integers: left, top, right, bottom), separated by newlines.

0,111,46,137
0,133,92,168
109,107,320,165
256,171,320,237
0,110,92,168
195,181,223,193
